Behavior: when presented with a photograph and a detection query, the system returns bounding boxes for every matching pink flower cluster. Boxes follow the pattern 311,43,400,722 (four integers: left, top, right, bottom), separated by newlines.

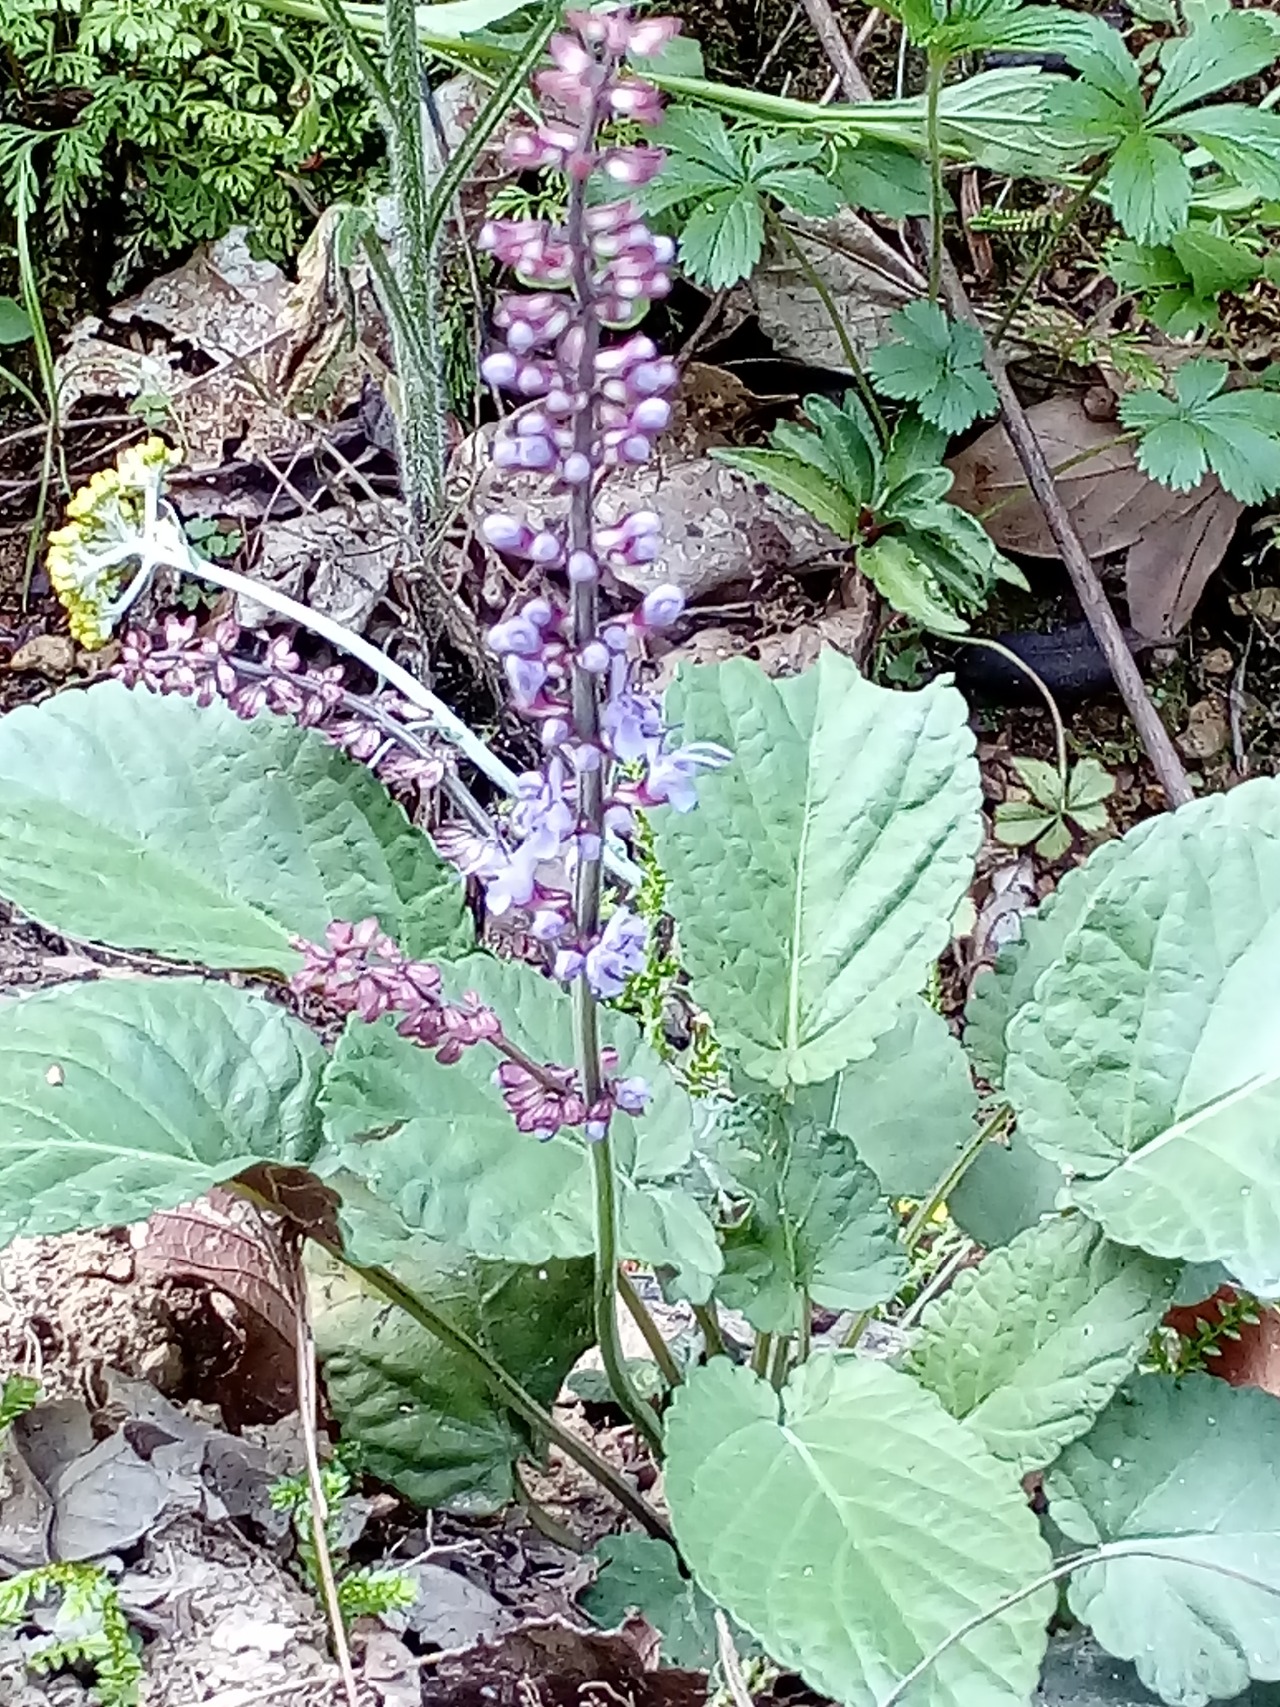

114,615,446,793
292,918,649,1140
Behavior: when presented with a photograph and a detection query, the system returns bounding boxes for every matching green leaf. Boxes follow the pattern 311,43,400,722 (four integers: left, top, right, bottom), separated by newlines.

1004,777,1280,1295
1121,360,1280,506
907,1218,1175,1475
994,800,1061,848
948,1130,1065,1250
802,998,979,1199
858,536,969,633
883,411,952,487
963,830,1146,1085
869,302,998,435
656,106,744,182
804,393,881,510
320,954,719,1298
1179,103,1280,201
665,1356,1055,1707
754,165,843,219
0,297,32,345
1169,225,1262,297
310,1247,591,1513
1066,757,1117,812
832,138,933,218
711,447,861,538
1011,755,1065,807
655,651,981,1087
1108,239,1190,292
1047,1375,1280,1705
0,683,470,972
678,189,765,288
1107,131,1191,245
582,1536,736,1668
716,1113,905,1333
0,978,323,1248
1149,10,1280,126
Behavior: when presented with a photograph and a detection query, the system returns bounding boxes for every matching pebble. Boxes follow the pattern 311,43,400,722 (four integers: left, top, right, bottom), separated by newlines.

7,633,76,676
1178,698,1229,760
1201,647,1235,676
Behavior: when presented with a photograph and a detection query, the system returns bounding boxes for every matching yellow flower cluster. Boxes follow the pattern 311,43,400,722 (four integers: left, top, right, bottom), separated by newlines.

46,437,176,648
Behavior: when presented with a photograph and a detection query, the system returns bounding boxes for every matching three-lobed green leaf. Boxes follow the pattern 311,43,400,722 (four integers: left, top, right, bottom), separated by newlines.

665,1355,1055,1707
656,651,982,1087
869,302,998,435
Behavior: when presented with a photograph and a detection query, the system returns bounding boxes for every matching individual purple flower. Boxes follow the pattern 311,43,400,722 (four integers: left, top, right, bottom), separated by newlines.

583,906,648,999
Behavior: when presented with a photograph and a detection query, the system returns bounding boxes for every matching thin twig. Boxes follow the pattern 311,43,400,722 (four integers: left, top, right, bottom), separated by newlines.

800,0,872,101
794,12,1193,810
617,1267,683,1388
286,1240,362,1707
716,1611,757,1707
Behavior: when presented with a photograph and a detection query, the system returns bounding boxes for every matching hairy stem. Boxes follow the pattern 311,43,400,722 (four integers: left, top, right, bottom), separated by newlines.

382,0,446,537
693,1301,728,1358
941,633,1068,787
924,52,946,303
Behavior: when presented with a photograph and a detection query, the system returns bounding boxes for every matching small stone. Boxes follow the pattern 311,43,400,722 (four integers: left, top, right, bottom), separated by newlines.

8,634,76,677
1178,698,1229,760
1201,647,1235,676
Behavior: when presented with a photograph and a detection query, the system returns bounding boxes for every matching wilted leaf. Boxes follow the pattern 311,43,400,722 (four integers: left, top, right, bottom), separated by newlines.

310,1247,592,1513
665,1357,1054,1707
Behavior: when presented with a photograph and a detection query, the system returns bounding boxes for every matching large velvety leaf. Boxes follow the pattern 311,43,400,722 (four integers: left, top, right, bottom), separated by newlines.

0,978,323,1247
656,651,981,1087
716,1112,905,1333
907,1218,1176,1474
0,683,470,971
665,1357,1054,1707
320,954,719,1298
1004,778,1280,1293
1047,1376,1280,1705
801,998,978,1198
947,1130,1064,1250
309,1246,591,1513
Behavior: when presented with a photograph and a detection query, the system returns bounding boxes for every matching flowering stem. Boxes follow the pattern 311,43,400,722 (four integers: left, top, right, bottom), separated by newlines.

925,52,947,303
162,549,643,886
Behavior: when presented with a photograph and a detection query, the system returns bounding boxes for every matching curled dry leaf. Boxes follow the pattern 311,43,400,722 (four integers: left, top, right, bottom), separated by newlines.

946,396,1243,642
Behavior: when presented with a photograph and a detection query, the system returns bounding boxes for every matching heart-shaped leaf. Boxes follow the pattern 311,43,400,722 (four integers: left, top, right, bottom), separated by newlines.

665,1356,1054,1707
1004,778,1280,1293
1047,1375,1280,1705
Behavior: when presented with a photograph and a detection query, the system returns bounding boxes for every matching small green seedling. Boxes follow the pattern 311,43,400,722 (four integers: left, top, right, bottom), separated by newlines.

994,755,1115,859
270,1449,417,1626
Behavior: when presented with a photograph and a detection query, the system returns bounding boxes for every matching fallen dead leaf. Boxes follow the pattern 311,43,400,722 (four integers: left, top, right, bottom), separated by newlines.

7,635,76,677
1178,697,1230,761
947,396,1243,642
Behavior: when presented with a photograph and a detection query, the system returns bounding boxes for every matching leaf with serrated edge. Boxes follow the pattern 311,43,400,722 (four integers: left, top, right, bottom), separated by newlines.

655,651,981,1086
1046,1375,1280,1705
1005,777,1280,1294
0,979,323,1248
1107,131,1191,246
712,448,860,539
0,682,470,971
310,1245,591,1513
665,1356,1054,1707
320,953,720,1298
907,1218,1175,1474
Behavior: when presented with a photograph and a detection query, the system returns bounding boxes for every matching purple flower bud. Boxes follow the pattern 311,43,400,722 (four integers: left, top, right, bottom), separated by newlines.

488,615,542,655
505,654,549,707
628,16,680,56
568,550,598,584
578,640,610,674
618,435,652,464
481,350,519,387
631,397,671,433
562,452,592,485
603,146,666,185
481,513,531,553
639,584,685,630
553,947,585,983
612,1075,650,1114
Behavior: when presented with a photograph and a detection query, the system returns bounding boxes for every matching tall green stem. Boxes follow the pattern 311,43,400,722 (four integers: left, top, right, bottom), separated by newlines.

382,0,445,536
925,52,947,302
